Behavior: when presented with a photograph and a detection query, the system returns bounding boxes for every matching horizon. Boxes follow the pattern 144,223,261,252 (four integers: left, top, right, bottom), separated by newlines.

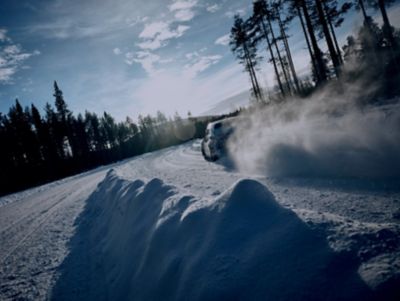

0,0,400,121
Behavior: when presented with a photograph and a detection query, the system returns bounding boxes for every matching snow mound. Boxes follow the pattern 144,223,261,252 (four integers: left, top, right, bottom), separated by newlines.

51,171,384,300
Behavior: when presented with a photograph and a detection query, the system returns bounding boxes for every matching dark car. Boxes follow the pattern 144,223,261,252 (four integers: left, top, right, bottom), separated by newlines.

201,117,236,161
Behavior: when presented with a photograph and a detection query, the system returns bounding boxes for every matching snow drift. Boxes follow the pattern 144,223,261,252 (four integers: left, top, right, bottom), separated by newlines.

50,170,386,301
227,92,400,179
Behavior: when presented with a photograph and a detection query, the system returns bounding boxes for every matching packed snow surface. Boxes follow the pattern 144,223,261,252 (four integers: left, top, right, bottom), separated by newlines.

1,140,400,300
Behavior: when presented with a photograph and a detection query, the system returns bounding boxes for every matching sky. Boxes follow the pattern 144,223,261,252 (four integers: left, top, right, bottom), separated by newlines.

0,0,399,121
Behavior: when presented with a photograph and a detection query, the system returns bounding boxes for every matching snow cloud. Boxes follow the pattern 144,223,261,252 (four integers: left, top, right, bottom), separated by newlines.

228,82,400,179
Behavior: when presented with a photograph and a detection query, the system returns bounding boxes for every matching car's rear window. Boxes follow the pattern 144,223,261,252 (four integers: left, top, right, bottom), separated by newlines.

214,122,222,129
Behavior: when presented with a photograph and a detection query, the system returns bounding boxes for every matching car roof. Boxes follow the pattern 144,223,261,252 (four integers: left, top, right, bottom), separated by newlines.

207,116,238,129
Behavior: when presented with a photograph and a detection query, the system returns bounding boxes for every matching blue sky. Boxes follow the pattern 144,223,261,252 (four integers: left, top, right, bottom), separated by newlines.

0,0,399,120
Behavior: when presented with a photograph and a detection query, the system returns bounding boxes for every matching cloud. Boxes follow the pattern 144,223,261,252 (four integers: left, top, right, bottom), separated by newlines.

206,4,220,13
125,16,149,27
168,0,198,12
0,30,40,83
126,50,171,76
136,39,164,51
28,18,116,40
0,29,10,42
174,9,195,22
139,21,169,39
169,0,198,22
138,21,190,50
225,8,246,18
0,68,16,82
184,54,222,78
215,34,230,46
113,48,122,55
25,0,151,40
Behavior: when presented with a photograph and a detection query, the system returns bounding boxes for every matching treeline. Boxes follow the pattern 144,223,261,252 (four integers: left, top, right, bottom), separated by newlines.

0,82,220,196
230,0,400,100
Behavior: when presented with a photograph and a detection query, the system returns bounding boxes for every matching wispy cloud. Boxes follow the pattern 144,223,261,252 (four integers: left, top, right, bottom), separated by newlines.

225,8,246,18
174,9,196,22
27,16,137,40
169,0,198,12
169,0,198,22
26,0,150,40
125,16,149,27
184,53,222,78
113,47,122,55
206,4,220,13
0,29,40,83
137,21,190,50
125,50,169,76
0,29,11,42
215,34,230,46
128,0,201,74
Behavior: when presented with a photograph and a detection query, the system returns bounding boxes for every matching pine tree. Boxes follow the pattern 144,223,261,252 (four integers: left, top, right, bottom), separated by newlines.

366,0,397,49
230,15,263,101
299,0,328,83
272,0,301,92
315,0,342,77
252,0,286,95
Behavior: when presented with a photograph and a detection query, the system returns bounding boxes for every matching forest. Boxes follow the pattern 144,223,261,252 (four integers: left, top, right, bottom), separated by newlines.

229,0,400,102
0,82,230,196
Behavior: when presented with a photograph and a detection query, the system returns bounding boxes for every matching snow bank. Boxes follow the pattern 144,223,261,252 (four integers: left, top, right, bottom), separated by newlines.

51,170,391,300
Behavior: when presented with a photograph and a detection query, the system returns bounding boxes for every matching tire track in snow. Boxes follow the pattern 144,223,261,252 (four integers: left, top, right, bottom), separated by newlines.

0,173,104,301
0,193,70,265
0,189,69,243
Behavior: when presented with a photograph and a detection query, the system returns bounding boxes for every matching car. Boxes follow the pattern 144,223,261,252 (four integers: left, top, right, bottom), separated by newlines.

201,117,237,161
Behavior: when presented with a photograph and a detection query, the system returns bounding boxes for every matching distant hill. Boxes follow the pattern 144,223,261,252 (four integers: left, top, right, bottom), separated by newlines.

202,90,250,115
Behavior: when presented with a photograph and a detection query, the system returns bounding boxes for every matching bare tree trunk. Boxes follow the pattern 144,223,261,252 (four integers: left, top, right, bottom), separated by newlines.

300,0,327,83
245,55,257,98
358,0,369,22
244,46,262,101
277,9,300,92
267,16,292,94
250,60,263,100
323,2,343,64
315,0,341,77
261,19,285,95
297,5,318,82
378,0,397,49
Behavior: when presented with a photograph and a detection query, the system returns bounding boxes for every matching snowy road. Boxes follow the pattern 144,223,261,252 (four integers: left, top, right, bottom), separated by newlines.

0,140,399,300
0,170,106,300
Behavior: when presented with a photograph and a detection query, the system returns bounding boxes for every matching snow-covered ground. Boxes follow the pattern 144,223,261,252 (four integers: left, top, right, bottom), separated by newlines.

0,140,399,300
